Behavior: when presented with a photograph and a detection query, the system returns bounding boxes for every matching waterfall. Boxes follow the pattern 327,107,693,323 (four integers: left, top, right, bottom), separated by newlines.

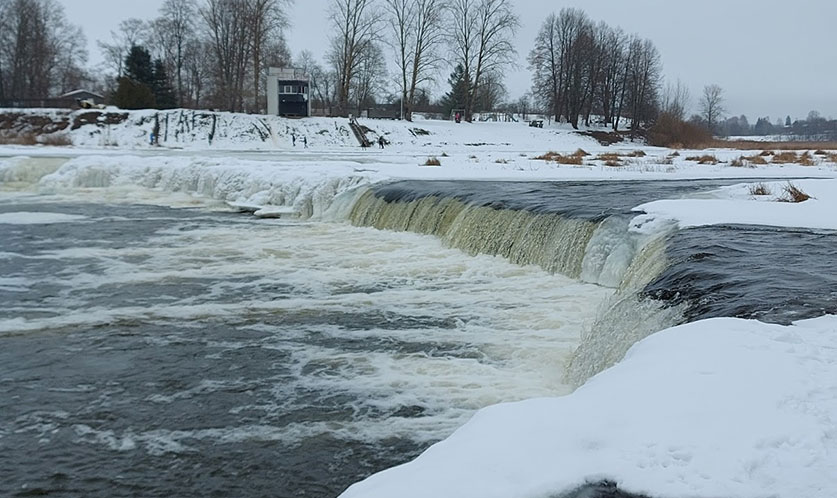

344,183,686,386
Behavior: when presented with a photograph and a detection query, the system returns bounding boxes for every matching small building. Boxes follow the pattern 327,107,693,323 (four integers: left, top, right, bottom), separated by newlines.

266,68,310,117
59,89,105,106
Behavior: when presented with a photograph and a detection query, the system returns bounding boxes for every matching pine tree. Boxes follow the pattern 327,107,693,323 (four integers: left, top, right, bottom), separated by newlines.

114,45,156,109
152,59,176,109
125,46,155,87
440,65,468,118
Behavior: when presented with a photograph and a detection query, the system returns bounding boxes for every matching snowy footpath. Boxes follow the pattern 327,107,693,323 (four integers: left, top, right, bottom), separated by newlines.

2,111,837,497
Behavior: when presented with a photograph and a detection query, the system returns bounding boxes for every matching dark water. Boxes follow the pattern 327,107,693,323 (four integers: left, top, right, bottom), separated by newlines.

0,202,436,498
645,224,837,324
371,179,766,218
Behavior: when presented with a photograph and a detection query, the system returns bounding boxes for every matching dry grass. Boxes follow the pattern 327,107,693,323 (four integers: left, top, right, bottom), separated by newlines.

779,182,812,203
749,183,772,196
573,148,590,157
627,150,646,157
595,152,623,166
424,157,441,166
799,152,815,166
828,153,837,164
730,157,746,167
38,133,72,146
685,154,719,165
744,155,768,165
669,151,680,157
533,151,584,165
771,151,799,164
0,132,38,145
715,140,837,151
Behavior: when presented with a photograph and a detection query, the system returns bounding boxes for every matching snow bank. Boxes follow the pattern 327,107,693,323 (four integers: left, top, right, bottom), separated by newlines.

633,179,837,231
340,315,837,498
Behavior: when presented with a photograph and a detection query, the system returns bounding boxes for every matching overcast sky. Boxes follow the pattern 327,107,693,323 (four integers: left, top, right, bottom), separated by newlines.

60,0,837,121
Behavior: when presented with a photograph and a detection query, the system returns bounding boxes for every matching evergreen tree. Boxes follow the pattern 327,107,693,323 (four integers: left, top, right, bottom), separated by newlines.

440,65,468,118
114,77,156,109
125,45,154,86
152,59,176,109
114,45,156,109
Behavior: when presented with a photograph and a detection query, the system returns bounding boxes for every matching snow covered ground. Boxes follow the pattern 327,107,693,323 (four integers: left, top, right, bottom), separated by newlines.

2,110,837,497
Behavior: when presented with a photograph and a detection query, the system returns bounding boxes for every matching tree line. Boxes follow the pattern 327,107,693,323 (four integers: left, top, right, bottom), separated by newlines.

9,0,821,138
0,0,89,103
528,8,662,131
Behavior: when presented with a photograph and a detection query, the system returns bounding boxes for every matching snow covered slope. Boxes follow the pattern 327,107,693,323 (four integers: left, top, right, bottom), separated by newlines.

340,315,837,498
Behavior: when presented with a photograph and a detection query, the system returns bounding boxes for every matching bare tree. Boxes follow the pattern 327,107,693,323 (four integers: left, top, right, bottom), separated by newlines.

247,0,292,113
700,83,726,133
384,0,445,121
183,37,211,107
448,0,519,121
295,50,335,115
327,0,382,117
661,78,690,121
0,0,89,101
152,0,197,107
202,0,253,112
97,18,148,78
352,42,387,114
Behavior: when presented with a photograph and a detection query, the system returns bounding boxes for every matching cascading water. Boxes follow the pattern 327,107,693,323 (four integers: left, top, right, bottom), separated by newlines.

345,182,689,384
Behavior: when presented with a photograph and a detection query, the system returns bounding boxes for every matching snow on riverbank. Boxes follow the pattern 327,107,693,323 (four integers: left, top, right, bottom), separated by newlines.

633,178,837,231
340,315,837,498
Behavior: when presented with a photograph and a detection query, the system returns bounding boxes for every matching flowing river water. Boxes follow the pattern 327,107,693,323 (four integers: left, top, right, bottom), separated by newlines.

1,166,835,497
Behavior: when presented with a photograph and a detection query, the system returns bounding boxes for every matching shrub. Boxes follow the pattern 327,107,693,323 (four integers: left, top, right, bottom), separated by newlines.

627,150,646,157
799,152,815,166
749,183,771,196
495,158,509,164
596,153,623,166
744,155,768,165
441,152,449,157
38,133,72,146
771,151,798,164
647,112,713,148
814,149,828,156
534,151,584,165
424,157,441,166
0,133,37,145
780,182,811,203
685,154,719,165
730,157,746,167
573,148,590,157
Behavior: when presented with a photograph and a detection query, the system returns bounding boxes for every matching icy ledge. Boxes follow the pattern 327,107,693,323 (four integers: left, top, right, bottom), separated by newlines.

340,315,837,498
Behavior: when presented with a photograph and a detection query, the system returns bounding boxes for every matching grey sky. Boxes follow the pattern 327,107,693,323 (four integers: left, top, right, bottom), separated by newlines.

61,0,837,121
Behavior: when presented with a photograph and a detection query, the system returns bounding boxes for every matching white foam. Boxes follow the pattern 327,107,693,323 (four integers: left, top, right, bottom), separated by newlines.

0,212,87,224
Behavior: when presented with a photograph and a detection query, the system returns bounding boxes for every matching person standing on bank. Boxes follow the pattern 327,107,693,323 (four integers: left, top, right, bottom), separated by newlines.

378,135,385,149
291,133,296,147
